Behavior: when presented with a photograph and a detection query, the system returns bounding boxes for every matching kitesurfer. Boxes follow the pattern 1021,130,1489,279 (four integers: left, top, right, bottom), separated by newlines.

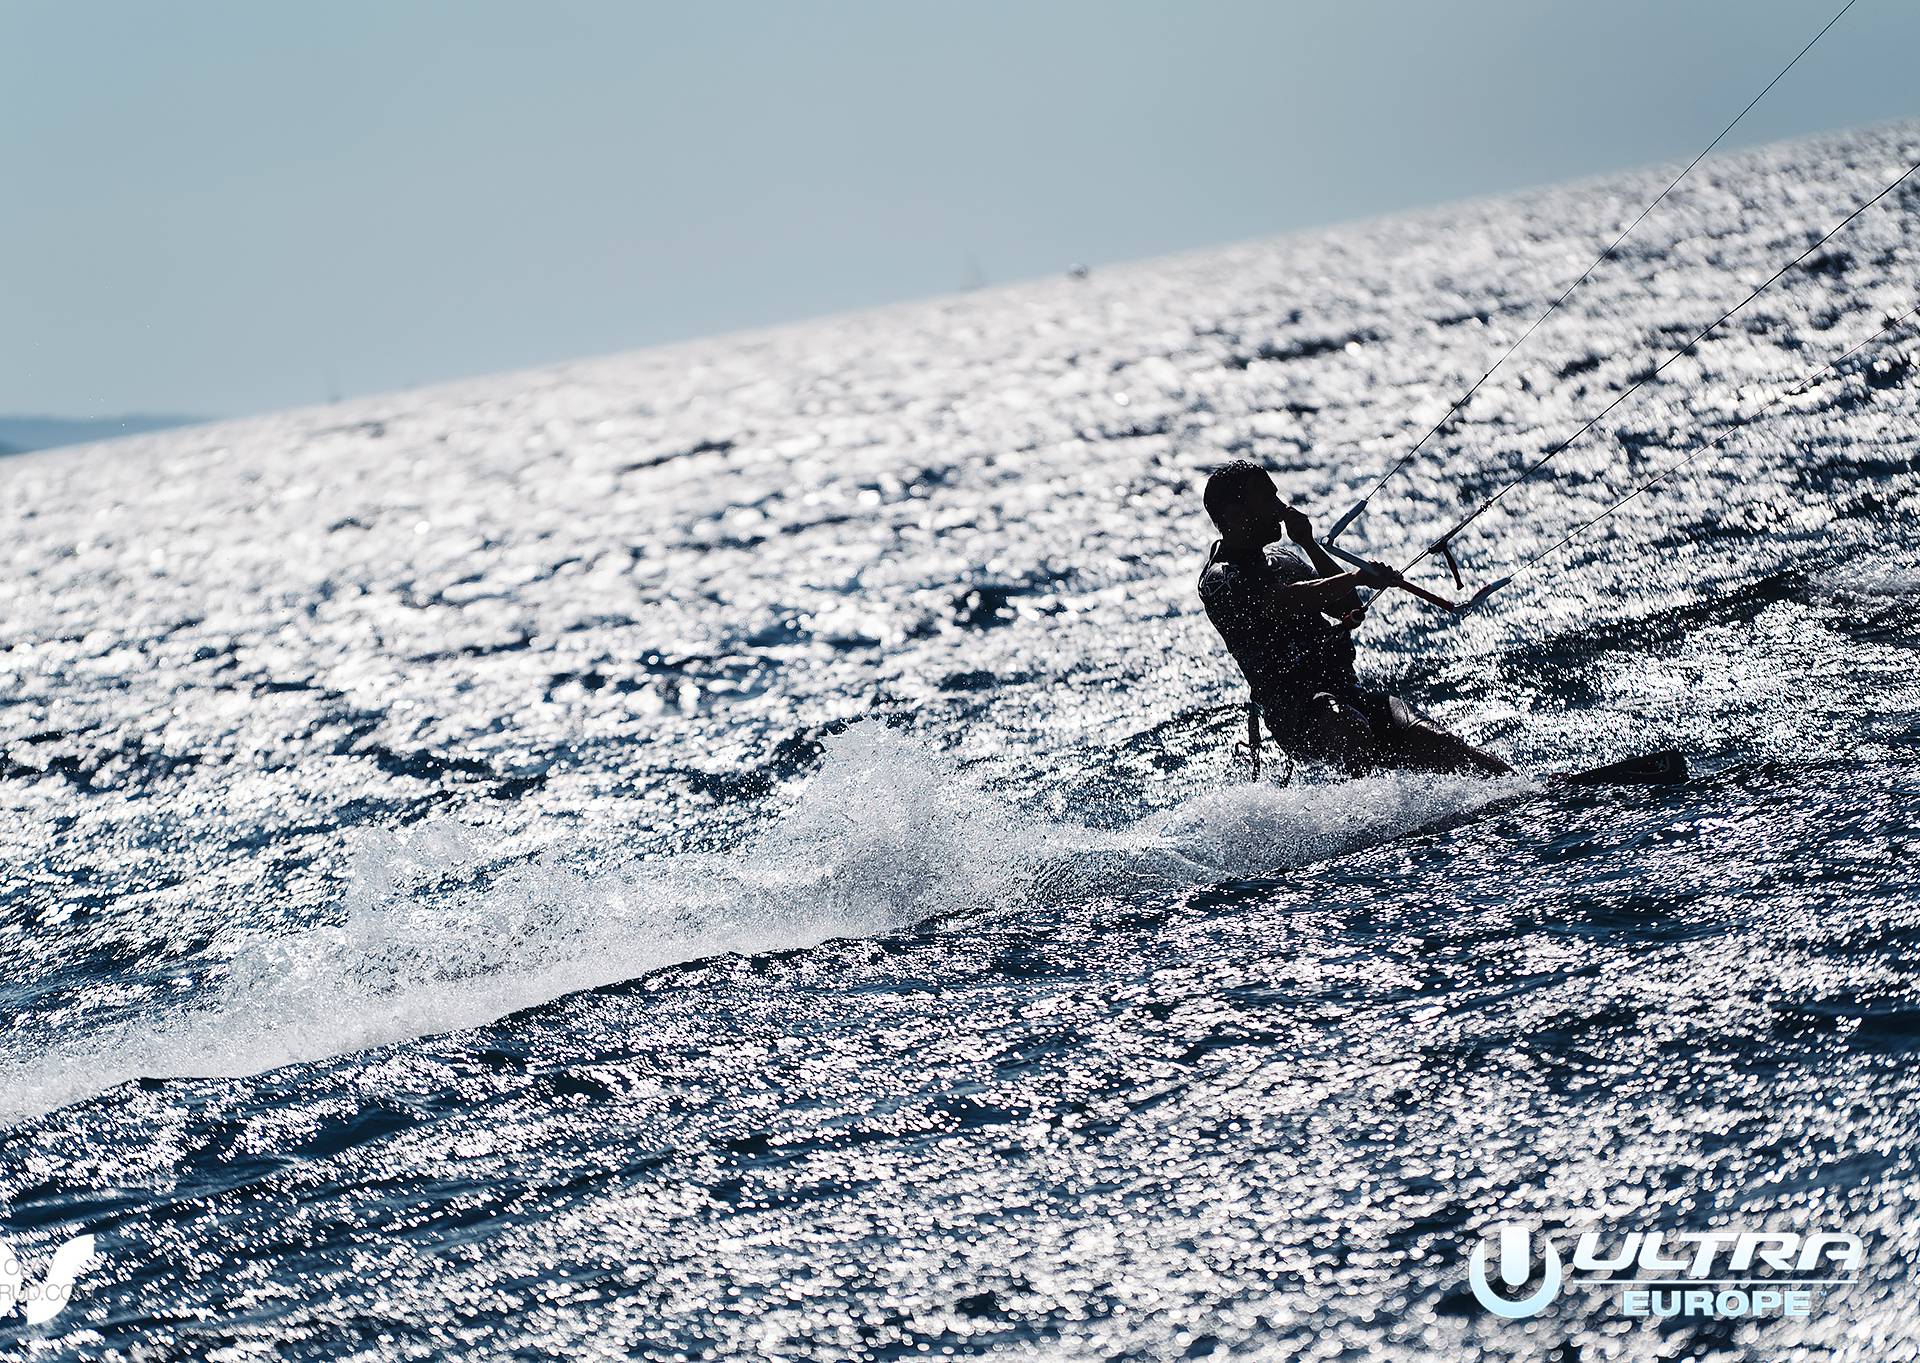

1198,460,1511,778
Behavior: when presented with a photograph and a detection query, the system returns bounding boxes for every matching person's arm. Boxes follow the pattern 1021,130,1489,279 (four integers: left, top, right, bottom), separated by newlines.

1272,563,1396,613
1280,505,1369,620
1281,506,1343,578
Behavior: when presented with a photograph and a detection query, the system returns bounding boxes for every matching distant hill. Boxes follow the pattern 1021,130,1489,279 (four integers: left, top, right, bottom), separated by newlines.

0,413,209,455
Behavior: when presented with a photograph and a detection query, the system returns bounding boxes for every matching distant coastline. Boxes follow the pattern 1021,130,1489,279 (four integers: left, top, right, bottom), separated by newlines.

0,413,209,456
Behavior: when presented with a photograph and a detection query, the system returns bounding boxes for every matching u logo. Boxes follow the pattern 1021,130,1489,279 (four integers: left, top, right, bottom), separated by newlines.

1468,1226,1562,1318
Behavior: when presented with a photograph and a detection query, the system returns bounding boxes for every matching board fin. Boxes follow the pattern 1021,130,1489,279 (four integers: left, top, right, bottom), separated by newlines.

1555,749,1688,787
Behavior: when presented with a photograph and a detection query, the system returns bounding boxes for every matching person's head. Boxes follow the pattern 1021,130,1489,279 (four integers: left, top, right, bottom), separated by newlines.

1203,459,1285,542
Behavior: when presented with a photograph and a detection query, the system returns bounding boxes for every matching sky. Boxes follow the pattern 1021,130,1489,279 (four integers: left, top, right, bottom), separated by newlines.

4,0,1916,419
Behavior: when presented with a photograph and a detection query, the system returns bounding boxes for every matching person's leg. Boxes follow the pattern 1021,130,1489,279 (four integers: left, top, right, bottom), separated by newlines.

1372,695,1512,776
1286,692,1381,776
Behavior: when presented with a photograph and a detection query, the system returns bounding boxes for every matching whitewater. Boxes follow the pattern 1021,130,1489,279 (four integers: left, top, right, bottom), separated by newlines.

2,123,1918,1361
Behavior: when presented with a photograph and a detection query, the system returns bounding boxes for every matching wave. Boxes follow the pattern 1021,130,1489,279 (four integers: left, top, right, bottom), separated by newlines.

1824,558,1920,598
0,722,1507,1123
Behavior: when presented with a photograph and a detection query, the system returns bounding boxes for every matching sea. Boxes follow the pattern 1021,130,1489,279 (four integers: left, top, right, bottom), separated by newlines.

2,122,1917,1362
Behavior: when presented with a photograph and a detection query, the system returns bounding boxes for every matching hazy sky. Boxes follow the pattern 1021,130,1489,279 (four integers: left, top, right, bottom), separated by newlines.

5,1,1915,418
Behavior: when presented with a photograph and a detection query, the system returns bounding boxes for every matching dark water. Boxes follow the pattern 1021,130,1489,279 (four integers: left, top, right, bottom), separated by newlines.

2,123,1917,1361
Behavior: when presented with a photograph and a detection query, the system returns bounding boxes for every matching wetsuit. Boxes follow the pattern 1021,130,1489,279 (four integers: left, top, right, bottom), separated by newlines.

1198,540,1450,771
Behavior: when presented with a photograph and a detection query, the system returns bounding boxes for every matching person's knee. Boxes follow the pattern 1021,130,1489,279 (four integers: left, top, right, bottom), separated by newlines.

1299,693,1375,769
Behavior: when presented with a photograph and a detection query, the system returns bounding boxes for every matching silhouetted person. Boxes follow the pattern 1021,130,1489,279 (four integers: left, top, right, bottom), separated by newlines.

1198,460,1510,777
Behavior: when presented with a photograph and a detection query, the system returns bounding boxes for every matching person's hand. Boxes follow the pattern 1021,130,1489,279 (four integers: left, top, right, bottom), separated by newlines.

1354,560,1403,590
1279,504,1314,543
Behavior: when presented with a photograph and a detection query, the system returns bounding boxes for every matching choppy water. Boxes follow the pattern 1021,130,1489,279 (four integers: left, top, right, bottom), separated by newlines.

3,123,1918,1361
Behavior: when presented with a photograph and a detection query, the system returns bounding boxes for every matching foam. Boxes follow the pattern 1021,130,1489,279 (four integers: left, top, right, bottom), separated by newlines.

0,722,1504,1123
1813,548,1920,601
1828,562,1920,598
